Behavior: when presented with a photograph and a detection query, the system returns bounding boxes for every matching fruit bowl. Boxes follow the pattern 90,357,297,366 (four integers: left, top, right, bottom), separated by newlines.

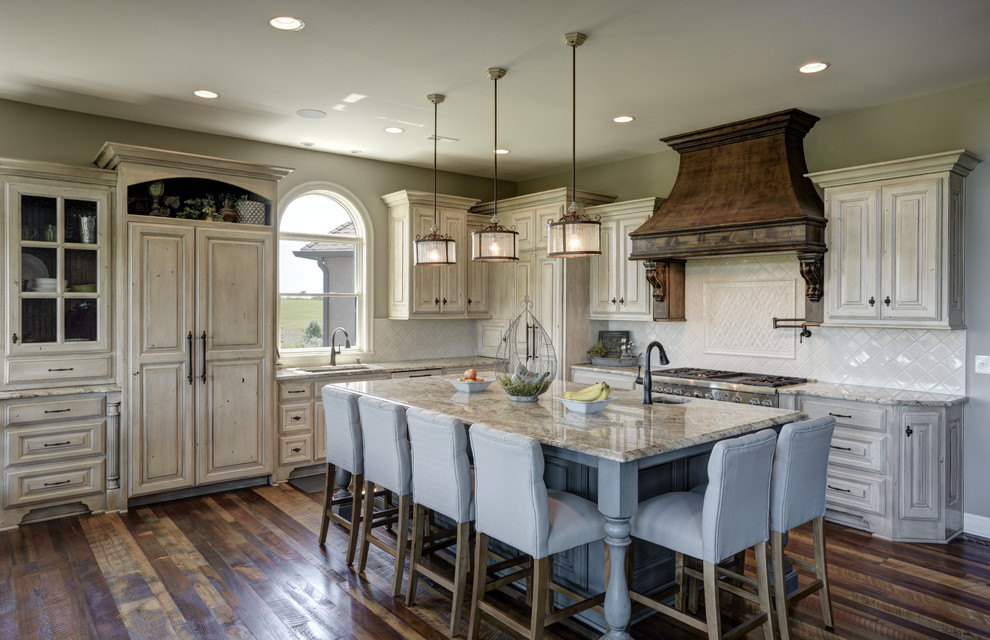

448,378,492,393
560,397,612,414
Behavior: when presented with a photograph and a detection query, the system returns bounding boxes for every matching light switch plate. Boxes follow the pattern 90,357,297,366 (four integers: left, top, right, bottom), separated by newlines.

976,355,990,374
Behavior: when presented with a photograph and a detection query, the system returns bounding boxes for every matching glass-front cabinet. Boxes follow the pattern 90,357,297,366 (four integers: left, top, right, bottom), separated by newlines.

6,179,111,355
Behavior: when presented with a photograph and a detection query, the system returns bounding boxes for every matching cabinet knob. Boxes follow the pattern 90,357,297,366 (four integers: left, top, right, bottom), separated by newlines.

467,298,472,305
619,298,625,305
11,333,18,344
442,297,447,306
434,298,440,306
291,447,302,453
906,425,913,437
868,296,875,307
884,296,891,306
291,415,302,422
611,298,616,305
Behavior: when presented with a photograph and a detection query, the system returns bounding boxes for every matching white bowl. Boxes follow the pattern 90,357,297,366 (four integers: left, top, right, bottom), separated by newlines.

560,397,612,414
448,378,493,393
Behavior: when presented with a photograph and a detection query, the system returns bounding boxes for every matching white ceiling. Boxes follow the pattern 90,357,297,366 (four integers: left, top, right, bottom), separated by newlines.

2,0,989,181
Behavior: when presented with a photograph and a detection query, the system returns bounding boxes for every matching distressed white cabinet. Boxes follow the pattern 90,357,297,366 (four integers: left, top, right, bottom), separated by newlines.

97,143,291,500
382,190,488,319
2,160,116,388
784,391,963,542
587,198,660,320
808,150,980,328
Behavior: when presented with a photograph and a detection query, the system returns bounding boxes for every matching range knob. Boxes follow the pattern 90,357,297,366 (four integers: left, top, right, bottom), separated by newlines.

673,389,683,396
762,399,773,407
705,393,714,400
694,391,704,398
749,398,761,405
732,395,743,403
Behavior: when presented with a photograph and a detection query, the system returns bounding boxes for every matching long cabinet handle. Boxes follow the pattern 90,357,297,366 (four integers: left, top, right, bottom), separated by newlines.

201,331,207,383
829,412,852,419
830,445,853,451
44,408,71,414
187,332,194,385
828,485,852,493
43,441,72,448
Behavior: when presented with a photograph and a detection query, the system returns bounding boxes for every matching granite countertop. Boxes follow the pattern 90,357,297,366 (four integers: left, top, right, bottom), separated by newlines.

277,356,502,381
0,384,121,401
779,381,967,406
328,377,805,463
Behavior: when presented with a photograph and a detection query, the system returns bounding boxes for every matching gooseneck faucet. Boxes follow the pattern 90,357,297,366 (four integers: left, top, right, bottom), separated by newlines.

640,340,670,405
329,327,350,366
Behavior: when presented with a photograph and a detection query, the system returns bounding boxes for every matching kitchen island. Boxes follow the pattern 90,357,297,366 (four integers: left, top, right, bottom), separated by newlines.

329,377,805,640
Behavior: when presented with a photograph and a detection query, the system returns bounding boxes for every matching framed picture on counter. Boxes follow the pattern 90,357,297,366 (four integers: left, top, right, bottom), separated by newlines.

598,330,630,357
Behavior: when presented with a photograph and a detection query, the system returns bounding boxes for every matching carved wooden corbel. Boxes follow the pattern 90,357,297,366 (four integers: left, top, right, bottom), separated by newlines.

798,252,824,302
643,259,685,321
644,260,667,301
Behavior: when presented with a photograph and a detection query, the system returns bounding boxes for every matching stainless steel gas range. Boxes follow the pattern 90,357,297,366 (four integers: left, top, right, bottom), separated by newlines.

647,367,808,407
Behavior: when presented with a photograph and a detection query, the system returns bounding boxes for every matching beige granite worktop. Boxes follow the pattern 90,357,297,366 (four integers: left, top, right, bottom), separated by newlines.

0,384,120,401
329,377,805,463
778,381,967,406
276,356,501,381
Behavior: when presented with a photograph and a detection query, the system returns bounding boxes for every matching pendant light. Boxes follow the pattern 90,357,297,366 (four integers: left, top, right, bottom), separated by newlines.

547,32,601,258
414,93,457,266
472,67,519,262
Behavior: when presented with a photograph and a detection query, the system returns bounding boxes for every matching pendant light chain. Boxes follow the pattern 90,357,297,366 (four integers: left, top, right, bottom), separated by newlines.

413,93,456,266
571,39,577,213
493,70,499,224
432,94,438,233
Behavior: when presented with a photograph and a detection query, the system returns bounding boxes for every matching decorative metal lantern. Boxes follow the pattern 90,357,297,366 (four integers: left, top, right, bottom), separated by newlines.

495,297,557,401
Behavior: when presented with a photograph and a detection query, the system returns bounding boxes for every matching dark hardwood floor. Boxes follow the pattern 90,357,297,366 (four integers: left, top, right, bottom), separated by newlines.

2,482,989,639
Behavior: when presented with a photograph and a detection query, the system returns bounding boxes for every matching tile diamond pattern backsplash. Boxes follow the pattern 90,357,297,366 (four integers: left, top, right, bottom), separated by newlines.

373,319,477,362
610,255,965,395
703,279,797,358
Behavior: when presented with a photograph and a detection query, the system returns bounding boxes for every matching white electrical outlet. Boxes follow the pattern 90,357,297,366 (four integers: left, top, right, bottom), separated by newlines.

976,355,990,374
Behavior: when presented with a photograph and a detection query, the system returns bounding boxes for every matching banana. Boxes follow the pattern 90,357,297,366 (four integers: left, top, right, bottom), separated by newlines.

565,382,610,402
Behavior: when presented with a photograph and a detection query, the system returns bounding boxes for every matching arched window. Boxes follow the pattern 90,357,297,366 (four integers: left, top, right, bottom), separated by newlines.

278,184,372,358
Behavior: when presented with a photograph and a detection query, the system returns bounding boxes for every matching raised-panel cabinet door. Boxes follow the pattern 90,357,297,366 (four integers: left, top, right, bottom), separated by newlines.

826,188,881,321
882,180,941,322
128,223,196,495
198,229,269,352
466,221,491,317
411,206,441,314
589,219,616,316
440,209,467,314
898,411,941,522
536,254,561,367
198,358,268,483
617,215,651,316
314,399,326,461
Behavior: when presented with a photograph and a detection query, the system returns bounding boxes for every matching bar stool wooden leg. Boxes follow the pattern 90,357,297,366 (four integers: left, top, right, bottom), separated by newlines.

405,503,426,606
529,556,551,640
358,480,376,573
674,552,686,611
345,473,363,565
450,521,471,637
467,533,489,640
813,517,835,630
392,494,411,597
702,560,722,640
754,540,775,640
318,462,337,544
771,530,790,639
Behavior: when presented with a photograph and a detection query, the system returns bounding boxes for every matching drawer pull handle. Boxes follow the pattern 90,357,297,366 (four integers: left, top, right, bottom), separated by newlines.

44,408,72,414
291,415,302,421
828,412,853,419
43,441,72,447
830,445,852,451
287,390,306,394
48,367,74,372
291,447,302,453
43,480,72,487
408,373,433,378
828,484,851,493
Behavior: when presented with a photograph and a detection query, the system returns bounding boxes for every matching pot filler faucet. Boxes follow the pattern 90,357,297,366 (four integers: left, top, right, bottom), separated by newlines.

640,341,670,405
329,327,350,366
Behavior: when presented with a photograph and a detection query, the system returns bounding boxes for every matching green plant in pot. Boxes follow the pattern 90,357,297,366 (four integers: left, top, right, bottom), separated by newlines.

588,342,608,358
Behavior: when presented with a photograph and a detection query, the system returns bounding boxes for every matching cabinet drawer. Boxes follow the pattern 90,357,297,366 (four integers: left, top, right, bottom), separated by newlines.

4,459,105,508
825,469,885,517
801,398,886,431
5,396,105,425
828,428,887,473
279,405,311,434
279,382,313,401
279,436,312,465
5,421,105,465
7,356,111,384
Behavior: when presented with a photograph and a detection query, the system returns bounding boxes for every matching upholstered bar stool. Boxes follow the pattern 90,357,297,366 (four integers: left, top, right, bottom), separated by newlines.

356,395,412,597
318,386,366,564
629,429,778,640
769,416,836,639
467,423,606,640
404,407,474,636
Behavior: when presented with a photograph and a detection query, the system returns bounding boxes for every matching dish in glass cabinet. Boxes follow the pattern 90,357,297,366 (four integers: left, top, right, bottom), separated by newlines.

21,254,49,281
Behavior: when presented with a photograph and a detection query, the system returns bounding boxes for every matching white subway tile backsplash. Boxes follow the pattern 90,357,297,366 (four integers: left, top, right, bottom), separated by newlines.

609,255,966,395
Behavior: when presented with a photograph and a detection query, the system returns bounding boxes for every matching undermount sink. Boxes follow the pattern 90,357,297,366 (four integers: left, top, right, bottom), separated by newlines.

652,394,691,404
292,364,377,374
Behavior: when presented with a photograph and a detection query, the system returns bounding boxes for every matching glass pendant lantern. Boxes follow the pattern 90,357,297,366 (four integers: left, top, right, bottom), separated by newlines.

472,67,519,262
547,32,601,258
414,93,457,266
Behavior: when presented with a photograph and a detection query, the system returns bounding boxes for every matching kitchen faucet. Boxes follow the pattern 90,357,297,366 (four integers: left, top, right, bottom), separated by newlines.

639,340,670,405
329,327,350,366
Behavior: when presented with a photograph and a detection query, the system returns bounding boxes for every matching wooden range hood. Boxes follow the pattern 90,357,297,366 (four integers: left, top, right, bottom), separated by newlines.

630,109,827,322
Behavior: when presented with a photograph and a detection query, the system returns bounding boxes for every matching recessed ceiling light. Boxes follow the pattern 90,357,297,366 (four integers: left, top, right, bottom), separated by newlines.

612,115,635,123
296,109,327,119
269,16,305,31
350,150,363,154
798,61,830,74
300,141,315,147
494,149,510,155
193,89,219,99
384,127,405,134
